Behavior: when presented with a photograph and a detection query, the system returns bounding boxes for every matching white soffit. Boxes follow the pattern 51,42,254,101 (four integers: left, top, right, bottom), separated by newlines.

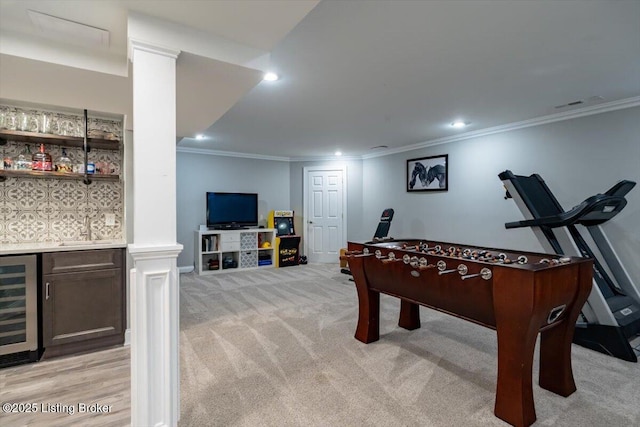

28,9,110,48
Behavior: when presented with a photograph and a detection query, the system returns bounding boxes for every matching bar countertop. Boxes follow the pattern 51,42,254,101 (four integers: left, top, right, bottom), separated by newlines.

1,240,128,255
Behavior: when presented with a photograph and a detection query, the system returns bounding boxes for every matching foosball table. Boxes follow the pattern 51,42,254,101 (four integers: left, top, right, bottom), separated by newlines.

342,239,593,427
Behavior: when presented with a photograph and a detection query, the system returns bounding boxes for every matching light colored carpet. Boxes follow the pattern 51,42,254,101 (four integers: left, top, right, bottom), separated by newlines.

178,264,640,427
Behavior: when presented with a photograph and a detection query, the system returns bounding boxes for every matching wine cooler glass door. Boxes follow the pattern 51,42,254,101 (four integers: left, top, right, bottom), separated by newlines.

0,255,38,358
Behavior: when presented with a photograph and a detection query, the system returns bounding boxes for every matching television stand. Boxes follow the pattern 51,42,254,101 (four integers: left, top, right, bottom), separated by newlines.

195,227,276,275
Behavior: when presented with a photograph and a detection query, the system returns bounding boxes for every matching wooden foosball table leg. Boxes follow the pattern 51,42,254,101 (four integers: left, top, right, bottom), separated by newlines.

398,300,421,330
348,255,381,343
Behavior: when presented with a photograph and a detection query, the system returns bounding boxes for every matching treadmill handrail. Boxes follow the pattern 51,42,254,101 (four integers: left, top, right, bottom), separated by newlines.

504,194,627,229
605,180,636,198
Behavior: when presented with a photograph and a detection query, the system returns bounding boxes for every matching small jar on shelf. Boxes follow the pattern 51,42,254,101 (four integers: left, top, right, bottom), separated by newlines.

14,145,32,170
54,148,72,173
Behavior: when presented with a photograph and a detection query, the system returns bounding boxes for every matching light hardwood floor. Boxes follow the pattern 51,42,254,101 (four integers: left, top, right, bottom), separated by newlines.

0,346,130,427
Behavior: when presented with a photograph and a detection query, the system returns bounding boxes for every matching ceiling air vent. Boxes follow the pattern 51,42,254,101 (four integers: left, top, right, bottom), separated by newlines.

554,96,604,110
555,100,583,109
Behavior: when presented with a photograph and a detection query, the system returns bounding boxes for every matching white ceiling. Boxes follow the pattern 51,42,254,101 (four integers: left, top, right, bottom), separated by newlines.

0,0,319,137
0,0,318,54
1,0,639,160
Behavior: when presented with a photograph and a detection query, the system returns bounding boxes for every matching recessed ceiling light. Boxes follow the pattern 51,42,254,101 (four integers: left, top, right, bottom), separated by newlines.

195,134,205,140
451,120,471,128
335,151,342,156
263,72,279,81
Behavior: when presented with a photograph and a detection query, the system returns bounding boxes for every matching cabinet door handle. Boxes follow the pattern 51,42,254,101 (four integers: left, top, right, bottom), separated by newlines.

46,282,50,300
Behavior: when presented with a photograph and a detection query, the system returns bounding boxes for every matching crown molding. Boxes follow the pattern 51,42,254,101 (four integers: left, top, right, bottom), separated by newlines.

362,96,640,159
288,155,362,162
176,146,290,162
176,145,363,163
128,37,181,61
178,96,639,162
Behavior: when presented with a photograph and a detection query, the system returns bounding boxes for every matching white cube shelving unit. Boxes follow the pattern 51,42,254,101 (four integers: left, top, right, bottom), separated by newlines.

194,228,275,275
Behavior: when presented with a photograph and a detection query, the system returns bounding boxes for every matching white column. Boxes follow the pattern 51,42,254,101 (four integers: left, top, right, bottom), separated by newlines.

129,39,183,427
130,40,180,245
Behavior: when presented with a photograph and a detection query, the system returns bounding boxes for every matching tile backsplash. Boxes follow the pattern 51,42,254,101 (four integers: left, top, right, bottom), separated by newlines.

0,104,124,244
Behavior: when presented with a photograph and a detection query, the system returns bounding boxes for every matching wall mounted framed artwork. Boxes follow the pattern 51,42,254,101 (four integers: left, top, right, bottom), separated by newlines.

407,154,448,192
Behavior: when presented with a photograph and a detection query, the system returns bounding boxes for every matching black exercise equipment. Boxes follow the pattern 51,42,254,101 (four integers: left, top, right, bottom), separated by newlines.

499,170,640,362
341,208,394,276
372,208,395,241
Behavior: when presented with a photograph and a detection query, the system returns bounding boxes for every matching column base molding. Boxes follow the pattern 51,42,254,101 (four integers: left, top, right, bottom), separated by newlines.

128,243,182,426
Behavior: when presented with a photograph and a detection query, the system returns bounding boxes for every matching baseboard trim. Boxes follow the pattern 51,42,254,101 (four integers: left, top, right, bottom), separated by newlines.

178,265,194,274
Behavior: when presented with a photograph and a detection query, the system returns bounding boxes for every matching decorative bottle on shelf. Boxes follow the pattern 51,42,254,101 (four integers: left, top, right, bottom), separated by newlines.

54,148,72,173
32,143,52,171
14,145,32,170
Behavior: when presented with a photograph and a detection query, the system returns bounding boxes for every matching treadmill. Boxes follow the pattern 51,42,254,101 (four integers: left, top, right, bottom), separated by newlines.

499,170,640,362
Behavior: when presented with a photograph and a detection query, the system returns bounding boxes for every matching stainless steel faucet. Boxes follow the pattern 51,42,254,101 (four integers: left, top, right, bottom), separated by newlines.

83,216,93,241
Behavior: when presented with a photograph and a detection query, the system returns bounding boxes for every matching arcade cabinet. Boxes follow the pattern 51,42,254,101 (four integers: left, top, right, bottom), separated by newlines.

341,208,394,275
500,170,640,362
268,210,301,267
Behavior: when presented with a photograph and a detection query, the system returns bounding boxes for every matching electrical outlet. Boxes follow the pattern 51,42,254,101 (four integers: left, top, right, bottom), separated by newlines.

105,213,116,226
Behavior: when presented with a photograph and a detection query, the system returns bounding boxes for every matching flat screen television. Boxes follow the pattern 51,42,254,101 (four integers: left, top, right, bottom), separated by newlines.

206,192,258,229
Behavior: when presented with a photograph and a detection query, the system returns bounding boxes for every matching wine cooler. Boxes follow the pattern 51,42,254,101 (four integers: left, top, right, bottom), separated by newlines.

0,255,38,368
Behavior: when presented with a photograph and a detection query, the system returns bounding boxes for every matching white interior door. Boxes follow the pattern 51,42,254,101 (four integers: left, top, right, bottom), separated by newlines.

304,167,346,263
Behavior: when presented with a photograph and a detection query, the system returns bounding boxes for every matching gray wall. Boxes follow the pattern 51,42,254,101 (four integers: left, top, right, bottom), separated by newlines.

176,153,291,268
177,107,639,284
360,107,640,282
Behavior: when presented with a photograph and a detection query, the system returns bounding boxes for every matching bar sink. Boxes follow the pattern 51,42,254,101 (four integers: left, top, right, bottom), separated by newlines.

58,240,117,246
